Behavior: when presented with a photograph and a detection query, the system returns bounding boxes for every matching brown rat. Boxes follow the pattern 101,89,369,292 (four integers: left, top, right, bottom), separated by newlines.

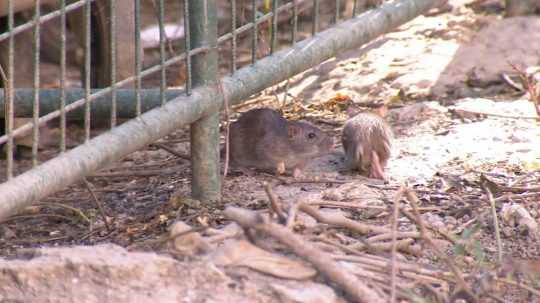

341,109,393,180
229,108,334,178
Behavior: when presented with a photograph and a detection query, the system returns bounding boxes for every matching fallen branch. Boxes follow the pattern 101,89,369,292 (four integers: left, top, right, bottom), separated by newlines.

223,206,386,303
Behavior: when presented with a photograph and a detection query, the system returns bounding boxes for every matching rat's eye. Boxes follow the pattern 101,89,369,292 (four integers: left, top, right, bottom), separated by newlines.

308,132,317,139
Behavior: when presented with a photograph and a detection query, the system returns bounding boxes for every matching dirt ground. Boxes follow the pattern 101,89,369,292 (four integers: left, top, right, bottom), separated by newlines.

1,0,540,302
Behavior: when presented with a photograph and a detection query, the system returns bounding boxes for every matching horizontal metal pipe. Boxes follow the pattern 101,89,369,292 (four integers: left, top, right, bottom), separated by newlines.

0,89,182,120
0,0,439,220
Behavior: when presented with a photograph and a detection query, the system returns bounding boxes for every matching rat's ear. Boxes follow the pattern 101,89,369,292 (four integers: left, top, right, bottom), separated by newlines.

287,124,301,138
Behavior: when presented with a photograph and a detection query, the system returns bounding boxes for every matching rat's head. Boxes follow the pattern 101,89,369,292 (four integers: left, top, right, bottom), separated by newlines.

286,121,334,157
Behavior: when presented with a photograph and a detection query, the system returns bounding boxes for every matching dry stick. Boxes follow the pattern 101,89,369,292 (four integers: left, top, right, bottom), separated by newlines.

88,167,179,178
390,186,406,303
495,277,540,298
223,206,386,303
263,182,287,222
151,142,191,160
299,202,411,236
275,176,348,185
285,201,299,229
482,185,503,263
218,80,231,179
404,188,477,301
310,200,442,212
83,178,112,232
450,108,538,120
34,202,91,225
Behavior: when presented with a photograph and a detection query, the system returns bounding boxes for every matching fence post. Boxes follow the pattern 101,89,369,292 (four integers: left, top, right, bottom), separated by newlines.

188,0,221,204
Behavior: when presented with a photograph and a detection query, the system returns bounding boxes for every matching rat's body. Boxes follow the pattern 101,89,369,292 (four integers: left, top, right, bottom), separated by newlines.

229,108,333,178
342,112,392,180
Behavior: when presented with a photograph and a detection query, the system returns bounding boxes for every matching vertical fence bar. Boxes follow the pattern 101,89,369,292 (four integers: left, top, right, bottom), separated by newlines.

335,0,340,23
270,0,278,54
312,0,320,35
189,0,221,203
135,0,142,116
84,0,91,142
251,0,257,64
183,0,192,95
5,0,14,179
60,0,67,152
32,0,41,167
109,0,117,127
230,0,237,72
352,0,358,17
158,0,166,105
291,0,298,44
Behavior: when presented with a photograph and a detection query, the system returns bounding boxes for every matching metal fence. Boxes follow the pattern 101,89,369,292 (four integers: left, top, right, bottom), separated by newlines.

0,0,438,220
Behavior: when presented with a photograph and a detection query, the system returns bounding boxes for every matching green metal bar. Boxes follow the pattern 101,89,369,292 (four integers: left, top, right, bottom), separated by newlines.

189,0,221,204
32,0,41,167
0,89,183,120
60,0,67,152
109,0,117,127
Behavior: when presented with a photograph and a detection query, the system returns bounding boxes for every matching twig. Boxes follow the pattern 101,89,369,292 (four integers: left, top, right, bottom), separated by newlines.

83,178,112,232
223,206,386,303
299,201,415,236
151,142,191,160
494,277,540,298
275,176,348,185
390,186,406,303
285,201,299,229
310,200,442,212
482,185,503,263
263,182,287,222
34,203,91,225
404,188,477,301
449,108,538,120
88,168,179,178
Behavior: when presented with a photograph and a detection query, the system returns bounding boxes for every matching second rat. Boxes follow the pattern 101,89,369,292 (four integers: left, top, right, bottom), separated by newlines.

341,109,393,180
229,108,334,178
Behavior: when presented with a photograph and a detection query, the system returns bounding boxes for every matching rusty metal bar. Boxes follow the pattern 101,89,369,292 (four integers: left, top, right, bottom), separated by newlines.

335,0,340,23
292,0,298,43
251,0,257,64
5,0,14,179
189,0,221,203
84,0,91,142
184,0,192,95
0,0,440,218
271,0,278,53
109,0,117,127
32,0,41,167
135,0,142,116
231,0,237,72
312,0,319,35
60,0,67,152
158,0,166,105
